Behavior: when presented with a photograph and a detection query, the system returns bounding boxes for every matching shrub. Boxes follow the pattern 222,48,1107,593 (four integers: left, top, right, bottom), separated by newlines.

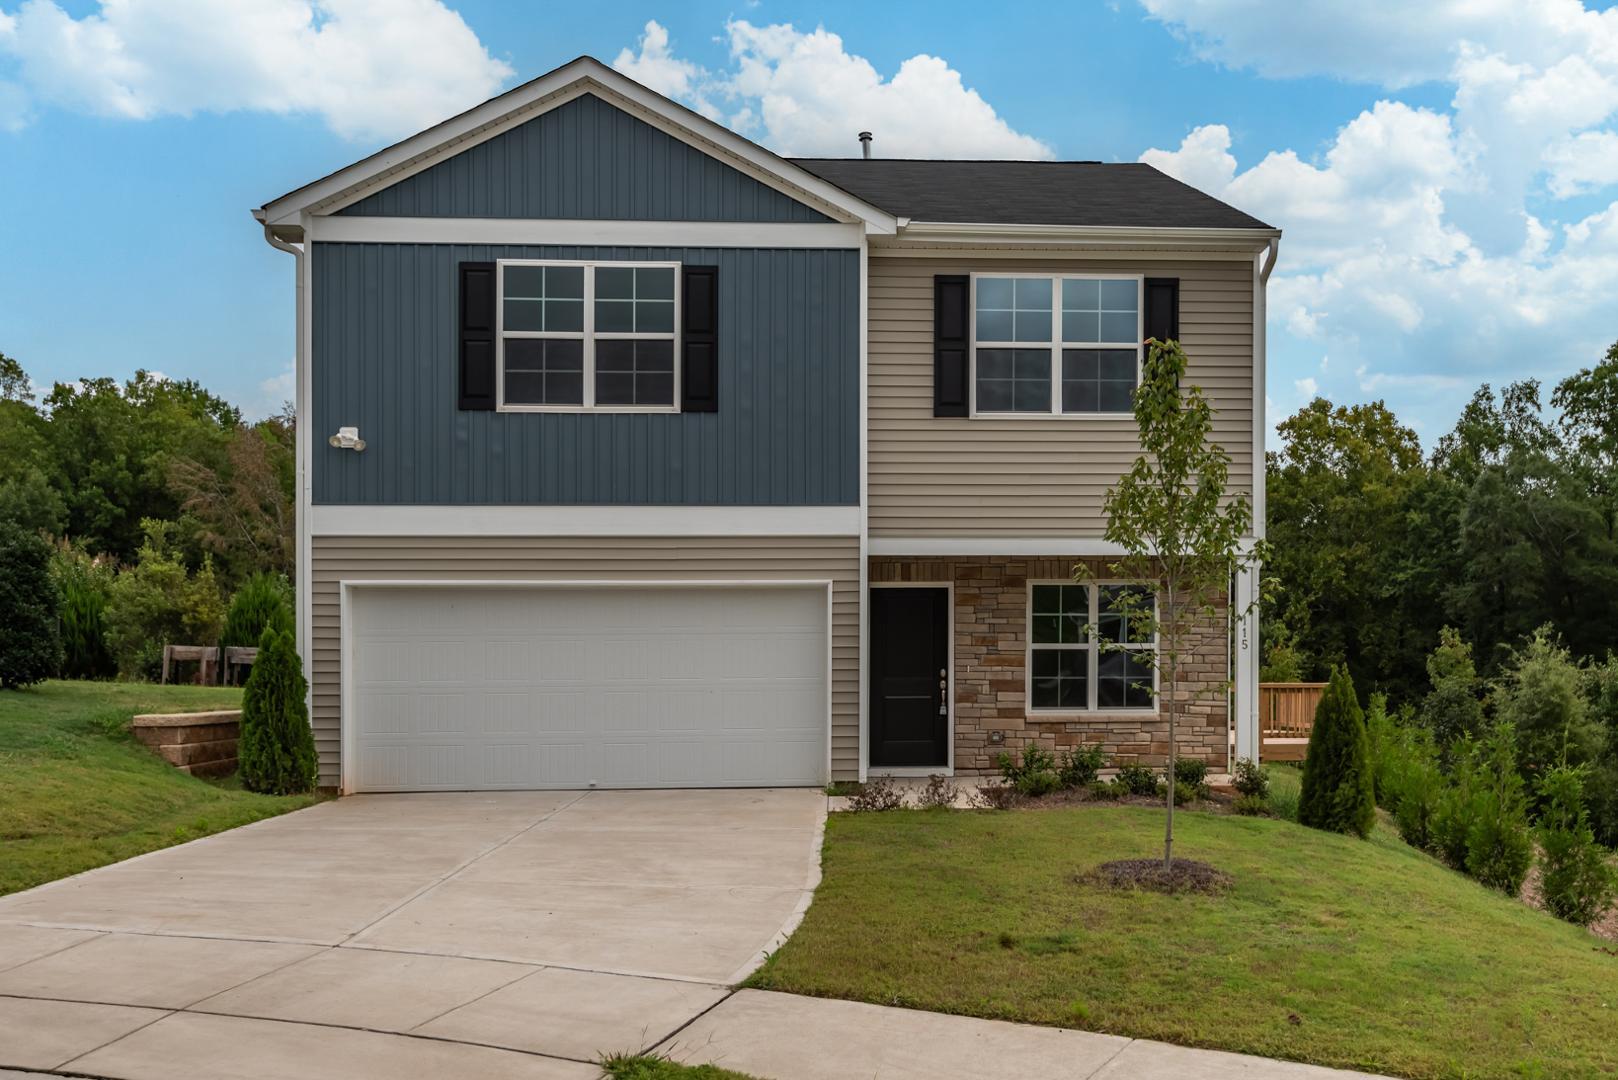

1419,627,1484,755
1113,763,1163,797
916,773,957,809
51,542,115,679
1087,779,1122,801
1431,738,1479,869
1232,794,1270,816
971,783,1021,810
1462,724,1533,896
1057,744,1106,789
1268,773,1301,822
1387,728,1445,852
1535,765,1617,926
103,520,225,680
1173,756,1210,792
1584,655,1618,847
1299,666,1376,838
1494,626,1604,789
0,520,63,689
998,745,1060,797
238,627,318,795
1231,757,1270,800
847,774,903,811
1363,692,1399,807
1173,780,1204,806
222,571,294,650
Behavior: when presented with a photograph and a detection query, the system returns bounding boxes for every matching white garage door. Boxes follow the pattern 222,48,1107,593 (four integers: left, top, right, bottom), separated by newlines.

347,585,828,792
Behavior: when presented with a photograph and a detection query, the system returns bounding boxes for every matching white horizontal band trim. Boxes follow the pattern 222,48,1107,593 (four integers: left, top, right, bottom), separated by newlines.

869,538,1129,556
884,221,1279,251
308,216,864,249
312,504,861,537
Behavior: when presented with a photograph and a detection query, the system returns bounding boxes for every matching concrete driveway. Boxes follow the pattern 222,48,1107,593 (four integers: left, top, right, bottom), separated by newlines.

0,789,825,1079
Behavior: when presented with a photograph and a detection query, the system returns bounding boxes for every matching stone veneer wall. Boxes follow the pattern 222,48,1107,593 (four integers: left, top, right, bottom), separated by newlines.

870,556,1230,774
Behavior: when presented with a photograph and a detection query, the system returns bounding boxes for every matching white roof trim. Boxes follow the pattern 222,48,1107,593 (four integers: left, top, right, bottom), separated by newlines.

886,221,1281,250
257,57,897,234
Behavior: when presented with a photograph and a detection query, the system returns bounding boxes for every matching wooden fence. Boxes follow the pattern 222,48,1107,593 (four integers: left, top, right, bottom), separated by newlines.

1259,682,1327,762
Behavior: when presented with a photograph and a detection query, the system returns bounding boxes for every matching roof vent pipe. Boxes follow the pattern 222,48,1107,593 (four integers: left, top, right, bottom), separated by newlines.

858,131,872,159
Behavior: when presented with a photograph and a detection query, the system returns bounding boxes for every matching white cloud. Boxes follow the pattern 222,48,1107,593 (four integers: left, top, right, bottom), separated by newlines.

1140,2,1618,442
612,18,1051,159
0,0,513,141
1294,376,1318,399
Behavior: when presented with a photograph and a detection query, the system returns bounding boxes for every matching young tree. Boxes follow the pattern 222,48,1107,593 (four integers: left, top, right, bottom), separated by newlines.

0,520,63,689
1095,337,1262,869
1298,666,1376,838
1419,627,1485,757
238,627,318,795
1535,765,1617,926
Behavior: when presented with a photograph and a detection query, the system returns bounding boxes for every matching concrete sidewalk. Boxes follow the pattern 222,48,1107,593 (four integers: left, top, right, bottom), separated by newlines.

658,990,1388,1080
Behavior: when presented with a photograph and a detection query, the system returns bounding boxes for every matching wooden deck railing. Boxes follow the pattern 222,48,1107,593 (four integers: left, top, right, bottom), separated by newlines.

1259,682,1327,762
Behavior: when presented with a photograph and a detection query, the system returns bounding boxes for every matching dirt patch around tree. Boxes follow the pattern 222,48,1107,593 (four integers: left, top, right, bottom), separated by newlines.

1081,857,1234,895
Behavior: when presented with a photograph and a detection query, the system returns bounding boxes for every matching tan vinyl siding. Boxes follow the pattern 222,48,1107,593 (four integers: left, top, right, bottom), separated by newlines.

310,534,861,788
868,255,1255,537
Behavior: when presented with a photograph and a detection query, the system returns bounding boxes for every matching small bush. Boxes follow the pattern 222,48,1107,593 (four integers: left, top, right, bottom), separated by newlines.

1495,626,1604,789
916,773,958,809
1364,693,1400,807
847,774,903,811
972,783,1021,810
1431,738,1479,869
1420,627,1485,756
51,543,115,680
1388,729,1445,851
1299,666,1375,838
238,627,318,795
1462,725,1534,895
1173,780,1204,806
1087,779,1122,801
1231,757,1270,800
222,571,294,650
1268,771,1301,822
998,745,1060,797
0,520,63,689
103,520,225,681
1113,763,1163,797
1173,756,1209,788
1057,744,1106,789
1535,765,1617,925
1232,794,1270,816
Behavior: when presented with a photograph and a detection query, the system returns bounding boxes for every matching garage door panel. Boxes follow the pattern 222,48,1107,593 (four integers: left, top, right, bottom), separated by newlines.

350,586,827,791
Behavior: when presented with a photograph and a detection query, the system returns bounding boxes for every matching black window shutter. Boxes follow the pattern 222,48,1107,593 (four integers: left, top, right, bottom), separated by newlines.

1144,277,1180,344
681,265,719,412
933,275,969,417
458,261,496,410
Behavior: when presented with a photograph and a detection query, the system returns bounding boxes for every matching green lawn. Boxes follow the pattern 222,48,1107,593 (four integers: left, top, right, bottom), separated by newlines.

602,1056,755,1080
1,680,322,896
748,802,1618,1080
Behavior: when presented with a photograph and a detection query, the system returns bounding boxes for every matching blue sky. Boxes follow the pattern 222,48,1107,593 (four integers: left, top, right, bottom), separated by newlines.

5,1,1618,447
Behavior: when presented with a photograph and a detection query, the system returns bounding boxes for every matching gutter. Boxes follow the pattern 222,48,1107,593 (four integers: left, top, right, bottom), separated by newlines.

888,220,1282,251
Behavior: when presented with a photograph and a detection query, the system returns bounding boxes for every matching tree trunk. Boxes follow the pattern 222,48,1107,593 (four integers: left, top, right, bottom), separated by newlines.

1163,584,1176,870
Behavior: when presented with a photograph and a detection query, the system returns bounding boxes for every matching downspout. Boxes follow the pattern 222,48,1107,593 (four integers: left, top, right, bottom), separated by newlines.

1237,234,1280,768
256,215,314,753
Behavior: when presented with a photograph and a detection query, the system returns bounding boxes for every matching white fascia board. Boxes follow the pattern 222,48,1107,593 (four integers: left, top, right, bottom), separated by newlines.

884,221,1281,252
868,537,1130,557
308,216,864,249
259,58,897,235
311,504,861,538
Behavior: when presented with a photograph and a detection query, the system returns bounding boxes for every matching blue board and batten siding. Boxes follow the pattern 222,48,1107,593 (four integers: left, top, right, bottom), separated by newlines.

339,94,830,222
310,243,859,506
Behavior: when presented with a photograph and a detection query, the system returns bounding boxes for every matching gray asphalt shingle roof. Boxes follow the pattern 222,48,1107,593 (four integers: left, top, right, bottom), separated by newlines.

789,158,1273,230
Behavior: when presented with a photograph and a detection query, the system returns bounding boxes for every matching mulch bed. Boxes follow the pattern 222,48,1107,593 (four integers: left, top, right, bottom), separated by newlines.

1081,857,1234,895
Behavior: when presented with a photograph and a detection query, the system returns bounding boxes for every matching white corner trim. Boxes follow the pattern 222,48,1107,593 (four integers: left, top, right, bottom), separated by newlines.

308,216,864,249
868,537,1129,557
259,59,897,234
311,504,861,538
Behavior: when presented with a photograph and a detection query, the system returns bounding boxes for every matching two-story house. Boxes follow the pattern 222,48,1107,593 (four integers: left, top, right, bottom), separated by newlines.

253,56,1279,794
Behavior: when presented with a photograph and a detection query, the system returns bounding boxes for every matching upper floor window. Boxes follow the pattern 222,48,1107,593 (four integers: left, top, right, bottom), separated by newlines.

497,260,680,411
971,274,1141,417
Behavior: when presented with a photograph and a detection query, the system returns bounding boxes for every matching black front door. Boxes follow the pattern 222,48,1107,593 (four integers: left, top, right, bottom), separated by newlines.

870,587,950,768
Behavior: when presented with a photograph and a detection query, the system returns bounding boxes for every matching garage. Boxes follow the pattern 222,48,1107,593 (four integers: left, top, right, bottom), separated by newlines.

344,584,829,792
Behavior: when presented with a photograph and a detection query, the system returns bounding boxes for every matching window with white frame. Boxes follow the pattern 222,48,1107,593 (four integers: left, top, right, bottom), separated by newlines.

1028,582,1156,711
973,274,1141,416
498,260,679,411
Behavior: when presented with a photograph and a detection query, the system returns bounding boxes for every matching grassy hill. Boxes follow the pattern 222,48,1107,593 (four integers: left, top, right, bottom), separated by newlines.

1,680,321,896
749,797,1618,1079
